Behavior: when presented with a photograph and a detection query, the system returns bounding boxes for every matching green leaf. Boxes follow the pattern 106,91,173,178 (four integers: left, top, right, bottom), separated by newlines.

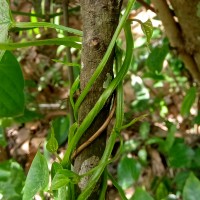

0,51,25,117
160,122,176,153
0,160,11,182
143,71,165,80
192,148,200,168
139,121,150,139
168,139,194,168
51,162,63,179
183,173,200,200
117,156,141,189
155,182,168,200
193,113,200,124
122,139,140,153
131,188,154,200
51,169,80,190
51,116,70,146
0,160,25,200
138,148,147,164
146,137,164,145
46,125,58,153
181,87,197,117
52,59,81,68
146,43,169,73
56,187,68,200
174,171,190,191
0,0,12,60
23,151,49,200
0,125,7,147
51,174,69,190
141,19,153,45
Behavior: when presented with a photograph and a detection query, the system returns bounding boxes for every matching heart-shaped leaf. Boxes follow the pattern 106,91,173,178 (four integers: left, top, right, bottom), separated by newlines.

23,151,49,200
0,51,25,117
51,169,80,190
141,19,153,45
117,156,141,189
183,173,200,200
181,87,197,117
46,125,58,153
146,43,169,73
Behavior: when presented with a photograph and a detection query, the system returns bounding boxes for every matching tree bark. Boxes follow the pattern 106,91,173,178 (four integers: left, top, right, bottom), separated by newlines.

73,0,122,199
169,0,200,76
151,0,200,83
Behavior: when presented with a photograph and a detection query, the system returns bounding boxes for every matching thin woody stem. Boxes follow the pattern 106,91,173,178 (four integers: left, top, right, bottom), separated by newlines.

71,96,116,159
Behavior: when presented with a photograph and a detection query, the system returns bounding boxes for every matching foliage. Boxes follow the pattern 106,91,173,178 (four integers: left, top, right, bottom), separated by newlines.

0,160,25,200
0,0,200,199
22,151,49,200
0,51,25,117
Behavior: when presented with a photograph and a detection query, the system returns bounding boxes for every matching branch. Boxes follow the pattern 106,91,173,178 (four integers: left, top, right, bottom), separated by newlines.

151,0,200,83
63,0,75,125
71,97,116,159
137,0,155,12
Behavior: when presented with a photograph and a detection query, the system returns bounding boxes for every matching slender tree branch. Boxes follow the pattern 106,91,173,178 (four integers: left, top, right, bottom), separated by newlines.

11,10,62,18
63,0,75,124
71,97,116,159
137,0,155,12
45,0,51,22
11,6,80,19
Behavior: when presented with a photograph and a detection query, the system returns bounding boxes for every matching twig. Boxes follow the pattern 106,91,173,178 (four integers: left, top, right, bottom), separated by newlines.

71,97,116,159
137,0,155,12
46,110,67,120
45,0,51,22
11,6,80,19
11,10,63,19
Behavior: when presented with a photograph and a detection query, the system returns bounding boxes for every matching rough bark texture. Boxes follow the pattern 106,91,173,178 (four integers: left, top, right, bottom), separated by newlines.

169,0,200,75
73,0,122,199
151,0,200,83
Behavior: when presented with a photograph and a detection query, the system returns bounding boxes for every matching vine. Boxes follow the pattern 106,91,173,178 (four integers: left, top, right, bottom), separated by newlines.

0,0,153,199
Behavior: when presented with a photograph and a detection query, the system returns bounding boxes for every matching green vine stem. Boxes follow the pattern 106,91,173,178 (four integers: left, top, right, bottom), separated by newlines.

12,22,83,36
121,114,148,130
98,169,108,199
108,172,128,200
0,37,81,50
73,0,136,118
77,20,133,200
61,19,134,168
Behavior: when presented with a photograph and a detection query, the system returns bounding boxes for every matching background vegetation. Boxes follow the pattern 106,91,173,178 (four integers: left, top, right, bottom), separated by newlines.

0,0,200,199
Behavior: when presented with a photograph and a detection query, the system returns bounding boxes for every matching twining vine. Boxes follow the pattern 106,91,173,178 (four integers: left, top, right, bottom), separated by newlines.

0,0,153,199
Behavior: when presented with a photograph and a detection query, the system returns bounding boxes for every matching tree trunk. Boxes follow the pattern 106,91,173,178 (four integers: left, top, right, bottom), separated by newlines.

151,0,200,83
169,0,200,76
73,0,122,199
74,0,122,200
